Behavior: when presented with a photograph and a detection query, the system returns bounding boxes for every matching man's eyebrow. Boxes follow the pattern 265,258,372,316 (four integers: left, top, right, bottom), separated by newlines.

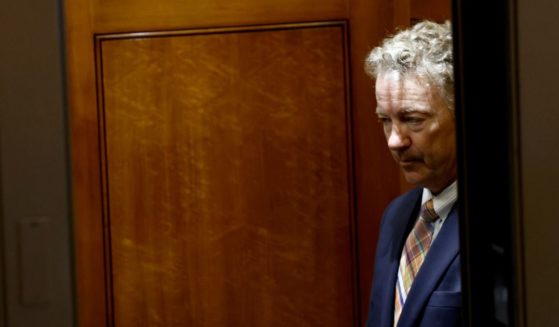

399,107,429,114
376,107,431,116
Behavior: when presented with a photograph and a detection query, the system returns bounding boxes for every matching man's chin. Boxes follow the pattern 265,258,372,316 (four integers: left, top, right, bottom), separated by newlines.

401,171,426,187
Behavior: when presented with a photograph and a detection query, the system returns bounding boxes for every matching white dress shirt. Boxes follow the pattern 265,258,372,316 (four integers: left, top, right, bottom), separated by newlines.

421,180,458,241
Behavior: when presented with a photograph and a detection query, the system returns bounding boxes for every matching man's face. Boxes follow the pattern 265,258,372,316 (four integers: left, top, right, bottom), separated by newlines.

375,71,457,194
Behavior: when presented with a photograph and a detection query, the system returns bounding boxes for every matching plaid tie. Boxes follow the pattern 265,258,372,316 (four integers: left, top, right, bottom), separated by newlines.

393,199,439,326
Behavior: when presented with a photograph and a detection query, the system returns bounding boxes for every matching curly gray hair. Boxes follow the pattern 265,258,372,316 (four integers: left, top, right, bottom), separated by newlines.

364,20,454,109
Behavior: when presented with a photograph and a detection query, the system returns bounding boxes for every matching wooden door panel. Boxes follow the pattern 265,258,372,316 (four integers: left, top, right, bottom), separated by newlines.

66,0,400,324
99,23,355,326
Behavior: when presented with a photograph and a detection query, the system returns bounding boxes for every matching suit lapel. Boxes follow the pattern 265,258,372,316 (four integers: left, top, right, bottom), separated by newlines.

397,206,460,327
377,189,422,327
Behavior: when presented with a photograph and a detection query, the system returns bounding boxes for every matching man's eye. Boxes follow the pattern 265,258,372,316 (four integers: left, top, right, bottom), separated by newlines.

404,116,424,124
378,117,391,124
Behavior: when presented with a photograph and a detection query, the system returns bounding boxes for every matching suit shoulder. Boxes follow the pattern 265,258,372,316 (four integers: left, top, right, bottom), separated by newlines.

377,187,423,230
385,187,423,213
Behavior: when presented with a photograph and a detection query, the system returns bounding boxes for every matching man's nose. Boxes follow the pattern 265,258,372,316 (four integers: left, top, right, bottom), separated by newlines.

387,125,410,150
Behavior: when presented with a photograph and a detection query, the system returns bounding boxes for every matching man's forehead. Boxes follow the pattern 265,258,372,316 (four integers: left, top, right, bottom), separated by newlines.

376,70,428,84
375,74,435,114
376,78,432,97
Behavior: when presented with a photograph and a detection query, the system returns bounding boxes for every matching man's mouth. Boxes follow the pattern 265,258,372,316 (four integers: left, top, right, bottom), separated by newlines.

399,157,420,163
398,158,422,166
391,152,422,166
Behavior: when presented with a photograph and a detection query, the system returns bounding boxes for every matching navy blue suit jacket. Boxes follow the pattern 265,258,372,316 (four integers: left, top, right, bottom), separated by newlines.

366,187,462,327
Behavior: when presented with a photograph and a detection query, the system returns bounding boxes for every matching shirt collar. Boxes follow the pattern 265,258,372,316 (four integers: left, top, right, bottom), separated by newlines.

421,180,458,220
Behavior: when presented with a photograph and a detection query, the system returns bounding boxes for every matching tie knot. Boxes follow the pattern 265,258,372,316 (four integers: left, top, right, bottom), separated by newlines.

420,199,439,223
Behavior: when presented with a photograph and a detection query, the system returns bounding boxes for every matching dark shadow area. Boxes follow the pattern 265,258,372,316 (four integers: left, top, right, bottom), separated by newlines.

453,0,522,325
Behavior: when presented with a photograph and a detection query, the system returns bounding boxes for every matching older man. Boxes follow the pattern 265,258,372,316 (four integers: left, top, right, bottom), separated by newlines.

364,21,461,327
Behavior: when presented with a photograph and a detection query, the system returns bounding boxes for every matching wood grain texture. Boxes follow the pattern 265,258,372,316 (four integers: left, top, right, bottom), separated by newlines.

394,0,412,29
93,0,347,33
411,0,451,23
99,24,355,326
392,0,452,33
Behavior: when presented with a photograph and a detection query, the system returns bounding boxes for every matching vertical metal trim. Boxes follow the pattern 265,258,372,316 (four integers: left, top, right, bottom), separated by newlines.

452,0,524,325
57,0,78,323
506,0,527,325
0,95,8,327
450,2,473,326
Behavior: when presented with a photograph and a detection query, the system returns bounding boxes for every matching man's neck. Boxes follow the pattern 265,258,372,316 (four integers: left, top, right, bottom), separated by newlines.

425,180,457,199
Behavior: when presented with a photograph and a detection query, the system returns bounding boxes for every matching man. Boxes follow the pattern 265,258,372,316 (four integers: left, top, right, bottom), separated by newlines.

364,21,461,326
